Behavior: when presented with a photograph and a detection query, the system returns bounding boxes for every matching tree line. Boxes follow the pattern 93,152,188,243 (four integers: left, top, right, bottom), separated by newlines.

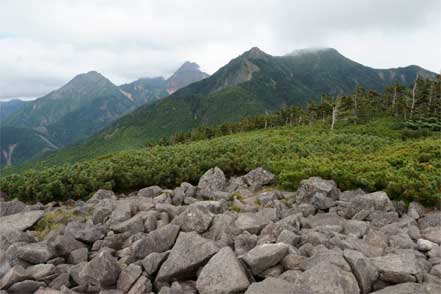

150,75,441,147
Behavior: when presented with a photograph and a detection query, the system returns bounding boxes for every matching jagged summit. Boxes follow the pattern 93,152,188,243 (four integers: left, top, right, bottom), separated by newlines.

241,46,270,59
167,61,209,94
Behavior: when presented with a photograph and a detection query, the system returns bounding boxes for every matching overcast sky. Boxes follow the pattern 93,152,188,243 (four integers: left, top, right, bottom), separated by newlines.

0,0,440,100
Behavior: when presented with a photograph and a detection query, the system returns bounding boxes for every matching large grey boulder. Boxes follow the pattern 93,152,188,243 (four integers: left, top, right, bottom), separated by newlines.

117,264,142,293
245,277,296,294
296,177,339,204
196,247,250,294
78,250,121,287
65,221,105,243
294,262,360,294
0,210,44,232
127,224,179,259
370,253,422,283
197,167,227,197
347,192,395,218
172,205,213,233
242,167,275,187
243,243,289,275
0,199,26,217
156,232,219,283
16,242,54,264
344,249,378,294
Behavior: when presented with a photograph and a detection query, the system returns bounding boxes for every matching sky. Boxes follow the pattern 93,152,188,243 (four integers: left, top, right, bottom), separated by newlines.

0,0,440,100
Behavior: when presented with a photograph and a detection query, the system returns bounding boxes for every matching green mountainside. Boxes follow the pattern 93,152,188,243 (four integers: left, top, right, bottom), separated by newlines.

1,62,209,167
0,99,26,122
37,47,435,164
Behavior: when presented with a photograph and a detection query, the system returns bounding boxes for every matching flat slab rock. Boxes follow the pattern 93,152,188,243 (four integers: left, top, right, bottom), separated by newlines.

0,210,44,232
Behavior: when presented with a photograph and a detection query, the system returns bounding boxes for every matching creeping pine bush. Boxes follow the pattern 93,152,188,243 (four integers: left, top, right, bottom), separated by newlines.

1,119,440,206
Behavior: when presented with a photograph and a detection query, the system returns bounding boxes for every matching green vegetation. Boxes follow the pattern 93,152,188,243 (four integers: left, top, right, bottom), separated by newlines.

1,118,440,206
1,75,440,206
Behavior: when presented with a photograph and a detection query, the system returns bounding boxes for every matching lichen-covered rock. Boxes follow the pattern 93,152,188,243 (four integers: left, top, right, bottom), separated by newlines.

242,167,275,187
197,167,227,197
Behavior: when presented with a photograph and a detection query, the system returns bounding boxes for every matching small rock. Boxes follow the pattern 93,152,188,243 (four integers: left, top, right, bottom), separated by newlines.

172,205,213,233
245,277,296,294
141,251,169,276
7,280,46,294
16,242,54,264
65,221,105,243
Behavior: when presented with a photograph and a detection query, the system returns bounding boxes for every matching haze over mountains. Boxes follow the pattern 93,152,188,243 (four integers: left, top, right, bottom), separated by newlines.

0,47,435,168
0,62,209,166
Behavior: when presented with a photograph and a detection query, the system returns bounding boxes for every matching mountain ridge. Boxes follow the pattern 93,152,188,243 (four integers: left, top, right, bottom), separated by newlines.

27,47,435,167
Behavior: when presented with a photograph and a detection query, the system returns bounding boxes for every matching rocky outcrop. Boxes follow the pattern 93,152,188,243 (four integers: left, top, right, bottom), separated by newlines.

0,167,439,293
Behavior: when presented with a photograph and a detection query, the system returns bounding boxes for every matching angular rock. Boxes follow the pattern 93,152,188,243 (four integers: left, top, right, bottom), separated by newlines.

27,264,56,281
48,232,86,257
311,191,336,210
127,275,152,294
243,243,289,275
347,191,395,218
172,205,213,233
296,177,339,204
0,210,44,232
370,253,421,283
49,273,70,290
87,189,116,204
243,167,275,187
16,242,54,264
235,231,258,256
111,215,145,234
65,221,105,243
156,232,219,283
0,199,26,217
117,264,142,293
235,208,278,234
128,224,179,259
79,250,121,287
344,249,378,294
196,247,250,294
197,167,227,197
294,262,360,294
419,212,441,230
138,185,163,198
141,251,169,276
344,220,369,238
67,247,88,265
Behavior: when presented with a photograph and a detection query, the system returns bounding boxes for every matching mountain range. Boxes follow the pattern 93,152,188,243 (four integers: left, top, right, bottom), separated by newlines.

0,62,209,166
1,47,435,168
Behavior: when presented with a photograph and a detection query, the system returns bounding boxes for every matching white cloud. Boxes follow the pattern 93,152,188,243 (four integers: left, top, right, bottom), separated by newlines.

0,0,440,99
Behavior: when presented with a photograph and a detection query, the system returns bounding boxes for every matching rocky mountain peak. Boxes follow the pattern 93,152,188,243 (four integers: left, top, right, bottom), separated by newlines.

241,46,270,60
167,61,209,94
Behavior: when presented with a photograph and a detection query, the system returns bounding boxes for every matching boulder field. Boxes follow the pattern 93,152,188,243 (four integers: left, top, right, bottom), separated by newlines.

0,167,440,293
